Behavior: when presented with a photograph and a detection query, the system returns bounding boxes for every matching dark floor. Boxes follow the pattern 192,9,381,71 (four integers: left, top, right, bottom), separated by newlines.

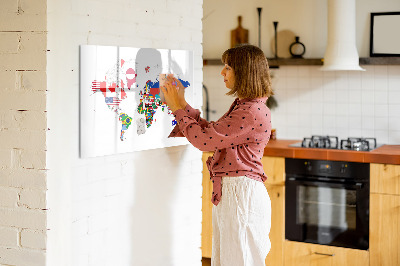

202,257,211,266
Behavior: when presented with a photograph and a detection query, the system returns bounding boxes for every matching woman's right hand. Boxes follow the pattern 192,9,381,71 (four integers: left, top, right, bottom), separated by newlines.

173,77,188,108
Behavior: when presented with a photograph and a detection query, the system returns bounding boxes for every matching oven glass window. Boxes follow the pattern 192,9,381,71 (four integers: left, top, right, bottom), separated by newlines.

297,186,356,230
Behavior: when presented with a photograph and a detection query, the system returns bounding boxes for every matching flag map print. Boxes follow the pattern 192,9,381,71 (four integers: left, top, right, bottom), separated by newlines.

80,45,194,157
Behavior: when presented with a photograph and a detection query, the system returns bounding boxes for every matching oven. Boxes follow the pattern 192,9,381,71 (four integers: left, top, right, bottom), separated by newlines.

285,158,370,250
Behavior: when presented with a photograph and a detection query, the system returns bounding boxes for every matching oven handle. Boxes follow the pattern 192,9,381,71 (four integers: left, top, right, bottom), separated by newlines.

286,177,364,189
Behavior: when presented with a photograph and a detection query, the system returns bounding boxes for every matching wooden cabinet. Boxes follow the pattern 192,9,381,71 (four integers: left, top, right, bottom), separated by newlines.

262,156,285,266
284,241,369,266
370,163,400,266
370,163,400,195
201,152,213,258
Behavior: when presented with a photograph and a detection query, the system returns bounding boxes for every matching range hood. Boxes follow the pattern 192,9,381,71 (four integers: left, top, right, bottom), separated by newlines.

320,0,365,71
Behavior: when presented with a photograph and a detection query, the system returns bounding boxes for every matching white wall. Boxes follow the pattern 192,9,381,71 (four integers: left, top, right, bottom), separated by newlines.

203,0,400,145
203,0,400,58
46,0,203,266
0,0,48,265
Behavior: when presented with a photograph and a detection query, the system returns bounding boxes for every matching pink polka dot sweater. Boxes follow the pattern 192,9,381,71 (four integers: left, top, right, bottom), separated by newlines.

169,97,271,206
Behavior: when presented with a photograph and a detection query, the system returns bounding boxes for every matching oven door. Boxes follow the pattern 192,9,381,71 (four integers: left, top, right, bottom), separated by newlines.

285,177,369,250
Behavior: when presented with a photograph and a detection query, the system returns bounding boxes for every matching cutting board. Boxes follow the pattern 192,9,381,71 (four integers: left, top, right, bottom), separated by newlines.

231,16,249,48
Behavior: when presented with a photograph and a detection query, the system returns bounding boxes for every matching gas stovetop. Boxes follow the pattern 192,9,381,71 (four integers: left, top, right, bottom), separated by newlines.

289,135,382,151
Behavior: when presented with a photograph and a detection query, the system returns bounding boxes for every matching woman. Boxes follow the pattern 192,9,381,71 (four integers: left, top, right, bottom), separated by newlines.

161,44,273,266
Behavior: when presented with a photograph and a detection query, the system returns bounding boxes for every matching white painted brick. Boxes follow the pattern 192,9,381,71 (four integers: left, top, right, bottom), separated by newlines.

0,149,11,169
16,71,47,91
0,33,47,71
0,71,16,90
0,32,20,54
0,90,46,111
0,247,45,266
0,169,47,189
20,229,46,250
20,149,46,170
19,189,46,209
0,129,46,150
0,227,19,247
1,110,47,131
0,208,46,230
0,0,18,13
0,14,46,32
19,0,47,15
0,187,19,208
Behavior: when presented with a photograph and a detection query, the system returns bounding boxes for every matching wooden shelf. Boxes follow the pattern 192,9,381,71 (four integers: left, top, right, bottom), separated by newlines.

203,57,400,67
359,57,400,65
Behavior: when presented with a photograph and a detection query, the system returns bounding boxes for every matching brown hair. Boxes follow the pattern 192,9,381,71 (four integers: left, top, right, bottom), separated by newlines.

221,44,273,99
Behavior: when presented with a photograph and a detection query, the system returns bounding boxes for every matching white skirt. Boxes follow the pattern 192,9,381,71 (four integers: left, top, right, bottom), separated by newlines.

212,176,271,266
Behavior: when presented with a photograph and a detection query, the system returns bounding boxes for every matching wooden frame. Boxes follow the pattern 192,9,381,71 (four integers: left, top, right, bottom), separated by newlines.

370,12,400,57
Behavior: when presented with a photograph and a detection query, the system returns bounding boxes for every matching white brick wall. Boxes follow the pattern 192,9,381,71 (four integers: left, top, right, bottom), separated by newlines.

46,1,203,266
0,0,48,265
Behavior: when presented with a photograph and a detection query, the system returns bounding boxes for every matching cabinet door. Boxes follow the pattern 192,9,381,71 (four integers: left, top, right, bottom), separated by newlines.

262,156,285,185
264,184,284,266
202,152,213,258
370,193,400,266
284,241,369,266
370,163,400,195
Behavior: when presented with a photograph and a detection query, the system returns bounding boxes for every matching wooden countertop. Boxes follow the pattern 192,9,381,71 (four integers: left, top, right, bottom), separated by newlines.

263,139,400,165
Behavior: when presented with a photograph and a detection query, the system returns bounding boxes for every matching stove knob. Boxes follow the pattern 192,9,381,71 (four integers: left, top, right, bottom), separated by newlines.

340,164,347,174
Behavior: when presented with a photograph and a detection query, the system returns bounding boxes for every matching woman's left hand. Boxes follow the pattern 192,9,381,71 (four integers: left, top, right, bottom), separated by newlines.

161,76,185,113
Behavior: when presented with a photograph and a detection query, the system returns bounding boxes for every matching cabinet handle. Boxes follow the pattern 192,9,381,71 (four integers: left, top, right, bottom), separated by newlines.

314,252,335,257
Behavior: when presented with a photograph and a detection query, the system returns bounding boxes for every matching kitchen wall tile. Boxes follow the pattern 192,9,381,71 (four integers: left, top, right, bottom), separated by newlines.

362,103,375,117
361,90,374,103
388,131,400,143
285,66,298,77
336,115,349,129
349,116,362,129
388,75,400,91
361,74,374,91
323,103,336,115
387,65,400,76
348,103,362,116
362,129,375,138
348,71,362,90
374,90,388,104
349,128,363,137
298,67,311,78
374,117,389,130
323,115,336,129
348,90,362,103
362,116,375,130
336,90,349,103
388,117,400,131
388,91,400,104
388,104,400,117
310,66,324,77
310,77,324,89
375,104,389,117
374,130,389,144
374,65,388,77
323,86,336,103
204,65,399,144
286,77,299,89
336,103,349,116
374,77,388,91
322,70,335,78
298,77,311,89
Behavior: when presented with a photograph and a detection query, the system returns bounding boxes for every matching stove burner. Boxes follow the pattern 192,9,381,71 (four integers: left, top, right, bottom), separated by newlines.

340,137,377,151
301,135,339,149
